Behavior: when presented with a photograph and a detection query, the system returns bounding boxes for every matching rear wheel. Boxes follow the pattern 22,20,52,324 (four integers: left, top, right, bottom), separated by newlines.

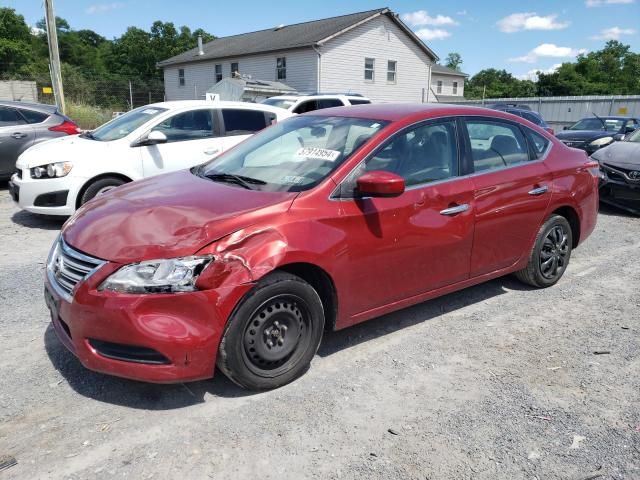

217,272,325,390
515,214,573,288
80,176,126,206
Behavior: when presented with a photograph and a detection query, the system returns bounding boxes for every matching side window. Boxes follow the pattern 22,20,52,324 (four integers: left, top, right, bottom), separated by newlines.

293,100,318,114
466,120,529,172
151,109,213,142
436,80,442,94
215,64,222,83
316,99,343,109
526,129,550,158
0,107,26,126
222,109,269,136
348,99,371,105
18,109,49,124
341,121,458,196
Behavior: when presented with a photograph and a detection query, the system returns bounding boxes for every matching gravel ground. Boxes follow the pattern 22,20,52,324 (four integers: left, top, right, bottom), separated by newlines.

0,182,638,480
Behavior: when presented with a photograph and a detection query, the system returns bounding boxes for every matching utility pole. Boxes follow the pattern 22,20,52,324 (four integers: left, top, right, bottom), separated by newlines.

44,0,65,114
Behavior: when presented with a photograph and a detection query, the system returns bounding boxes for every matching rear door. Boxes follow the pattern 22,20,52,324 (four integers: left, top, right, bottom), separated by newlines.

463,117,552,277
217,108,276,152
0,106,35,175
140,108,220,176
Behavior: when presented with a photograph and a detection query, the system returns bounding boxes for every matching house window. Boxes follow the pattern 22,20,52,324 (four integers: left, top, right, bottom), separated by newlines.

437,80,442,94
215,64,222,83
453,81,458,95
387,60,397,83
364,58,375,82
276,57,286,80
231,62,239,77
178,69,185,87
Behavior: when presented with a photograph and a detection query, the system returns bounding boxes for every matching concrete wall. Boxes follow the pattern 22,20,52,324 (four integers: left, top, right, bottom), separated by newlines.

318,15,433,103
162,49,318,101
0,81,38,102
448,95,640,131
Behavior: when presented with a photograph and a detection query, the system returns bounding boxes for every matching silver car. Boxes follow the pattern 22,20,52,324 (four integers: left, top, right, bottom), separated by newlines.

0,101,80,180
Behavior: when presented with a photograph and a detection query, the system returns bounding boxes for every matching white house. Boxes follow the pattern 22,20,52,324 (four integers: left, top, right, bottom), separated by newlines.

428,64,468,103
158,8,439,103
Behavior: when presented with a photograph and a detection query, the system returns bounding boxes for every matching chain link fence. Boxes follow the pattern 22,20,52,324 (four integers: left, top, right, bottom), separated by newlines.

0,72,165,129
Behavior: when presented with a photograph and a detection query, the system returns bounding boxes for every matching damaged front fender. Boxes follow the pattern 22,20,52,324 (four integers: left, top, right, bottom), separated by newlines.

195,227,289,290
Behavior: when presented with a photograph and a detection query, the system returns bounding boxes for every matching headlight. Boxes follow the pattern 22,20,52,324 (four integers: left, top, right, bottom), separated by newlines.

99,256,214,294
589,137,613,147
31,161,73,179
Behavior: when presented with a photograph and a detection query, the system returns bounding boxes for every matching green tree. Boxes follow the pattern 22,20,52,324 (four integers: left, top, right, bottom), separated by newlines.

0,8,33,73
444,52,462,72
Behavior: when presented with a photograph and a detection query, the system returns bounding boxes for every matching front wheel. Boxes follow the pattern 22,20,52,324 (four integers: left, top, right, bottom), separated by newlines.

216,272,325,390
515,214,573,288
80,176,126,206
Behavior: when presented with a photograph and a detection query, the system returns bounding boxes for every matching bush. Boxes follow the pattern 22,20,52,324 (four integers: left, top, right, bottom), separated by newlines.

65,102,113,129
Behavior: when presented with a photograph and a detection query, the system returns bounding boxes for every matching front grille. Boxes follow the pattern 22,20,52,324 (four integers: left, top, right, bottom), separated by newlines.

602,163,640,184
47,238,105,302
562,140,585,148
88,339,171,365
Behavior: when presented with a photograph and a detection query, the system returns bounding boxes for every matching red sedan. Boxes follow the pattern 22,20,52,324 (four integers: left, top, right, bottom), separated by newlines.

45,104,599,390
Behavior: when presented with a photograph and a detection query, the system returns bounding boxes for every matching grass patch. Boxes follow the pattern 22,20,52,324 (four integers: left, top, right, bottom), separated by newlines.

65,103,114,130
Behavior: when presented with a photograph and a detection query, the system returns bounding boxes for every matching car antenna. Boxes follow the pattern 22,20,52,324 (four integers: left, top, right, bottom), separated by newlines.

592,112,606,130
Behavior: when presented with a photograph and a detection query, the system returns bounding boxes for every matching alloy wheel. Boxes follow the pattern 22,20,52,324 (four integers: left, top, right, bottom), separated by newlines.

540,225,569,280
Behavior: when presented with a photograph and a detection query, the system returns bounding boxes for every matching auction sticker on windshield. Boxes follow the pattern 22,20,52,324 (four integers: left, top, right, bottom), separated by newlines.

295,147,341,161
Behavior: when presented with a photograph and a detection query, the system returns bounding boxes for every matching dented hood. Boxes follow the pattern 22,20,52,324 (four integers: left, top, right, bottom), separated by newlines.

62,170,297,263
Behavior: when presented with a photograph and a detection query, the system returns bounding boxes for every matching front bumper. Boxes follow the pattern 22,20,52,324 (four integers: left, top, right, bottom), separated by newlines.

9,169,84,216
44,259,253,383
598,168,640,216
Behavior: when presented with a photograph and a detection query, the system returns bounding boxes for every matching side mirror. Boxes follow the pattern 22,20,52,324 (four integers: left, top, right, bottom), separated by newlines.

138,130,167,146
356,170,405,198
613,133,625,141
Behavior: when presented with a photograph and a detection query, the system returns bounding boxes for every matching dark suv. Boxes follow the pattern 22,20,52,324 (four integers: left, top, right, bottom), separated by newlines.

490,104,553,134
0,101,80,179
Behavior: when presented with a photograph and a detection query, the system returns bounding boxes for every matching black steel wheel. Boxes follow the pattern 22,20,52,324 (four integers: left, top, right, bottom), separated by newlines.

217,272,325,390
515,214,573,288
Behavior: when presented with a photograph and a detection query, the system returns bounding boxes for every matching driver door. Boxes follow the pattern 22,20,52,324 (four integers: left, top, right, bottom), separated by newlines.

139,108,222,177
334,119,475,318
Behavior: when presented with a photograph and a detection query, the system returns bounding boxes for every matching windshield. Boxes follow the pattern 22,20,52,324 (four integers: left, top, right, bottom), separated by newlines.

628,128,640,143
569,117,624,132
88,106,168,141
198,115,388,192
261,98,296,109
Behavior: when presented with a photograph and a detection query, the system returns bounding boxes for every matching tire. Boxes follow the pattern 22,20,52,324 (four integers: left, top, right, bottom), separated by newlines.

217,272,325,390
80,177,126,206
515,214,573,288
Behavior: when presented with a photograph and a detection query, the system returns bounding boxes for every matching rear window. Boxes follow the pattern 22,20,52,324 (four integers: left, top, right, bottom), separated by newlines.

18,108,49,124
521,111,543,126
222,109,272,136
0,106,26,126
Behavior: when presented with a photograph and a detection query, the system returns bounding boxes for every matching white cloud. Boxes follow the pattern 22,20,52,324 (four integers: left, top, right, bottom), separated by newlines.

516,64,562,81
85,2,125,14
414,28,452,41
590,26,637,39
510,43,587,63
497,12,570,33
586,0,634,6
401,10,459,26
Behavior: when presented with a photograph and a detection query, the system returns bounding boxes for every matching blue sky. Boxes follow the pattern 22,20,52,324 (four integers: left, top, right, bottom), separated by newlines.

5,0,639,79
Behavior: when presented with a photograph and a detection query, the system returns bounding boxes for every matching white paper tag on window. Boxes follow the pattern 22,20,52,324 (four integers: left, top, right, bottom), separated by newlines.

295,147,340,161
141,108,160,115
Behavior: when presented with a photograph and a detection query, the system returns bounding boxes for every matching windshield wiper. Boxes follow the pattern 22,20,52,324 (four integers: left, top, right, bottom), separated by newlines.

81,131,96,140
206,173,266,190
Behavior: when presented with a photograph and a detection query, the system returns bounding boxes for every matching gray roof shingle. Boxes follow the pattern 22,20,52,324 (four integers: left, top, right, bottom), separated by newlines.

431,64,468,77
158,8,437,67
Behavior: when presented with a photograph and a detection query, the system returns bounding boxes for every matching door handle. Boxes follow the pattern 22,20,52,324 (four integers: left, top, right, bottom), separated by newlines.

440,204,469,216
528,185,548,196
11,132,27,139
204,148,221,155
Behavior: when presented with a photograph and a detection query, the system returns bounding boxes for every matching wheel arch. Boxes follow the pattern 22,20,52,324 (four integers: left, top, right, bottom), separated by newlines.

76,172,133,208
275,262,338,332
552,205,580,248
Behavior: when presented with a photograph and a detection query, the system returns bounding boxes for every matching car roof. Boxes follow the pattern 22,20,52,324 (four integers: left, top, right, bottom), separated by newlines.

146,100,288,111
0,100,58,113
579,116,635,120
268,94,370,101
307,103,518,122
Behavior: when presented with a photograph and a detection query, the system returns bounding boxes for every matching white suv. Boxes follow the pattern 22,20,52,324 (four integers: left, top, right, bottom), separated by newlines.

10,101,292,216
261,93,371,114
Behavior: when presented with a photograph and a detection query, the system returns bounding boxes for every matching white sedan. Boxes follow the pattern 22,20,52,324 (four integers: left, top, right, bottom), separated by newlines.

9,100,292,216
